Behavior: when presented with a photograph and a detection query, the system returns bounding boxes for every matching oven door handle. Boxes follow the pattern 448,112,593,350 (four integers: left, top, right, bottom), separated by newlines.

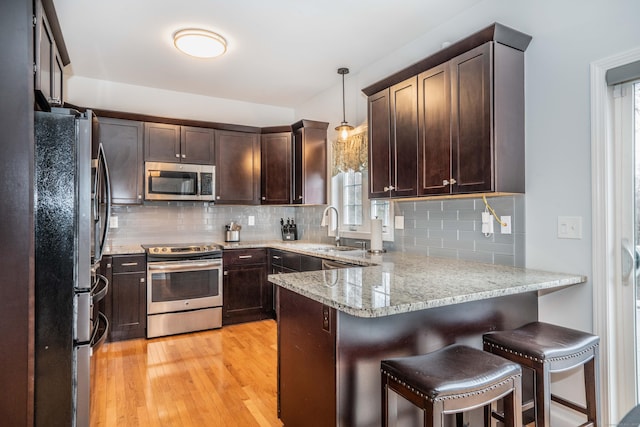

148,260,222,273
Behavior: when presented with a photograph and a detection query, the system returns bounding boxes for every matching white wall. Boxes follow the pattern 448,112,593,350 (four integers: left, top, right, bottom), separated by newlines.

65,75,295,127
297,0,640,330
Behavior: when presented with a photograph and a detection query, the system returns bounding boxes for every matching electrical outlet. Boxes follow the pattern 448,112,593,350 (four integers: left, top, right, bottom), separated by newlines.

394,215,404,229
109,216,118,229
481,212,494,234
558,216,582,239
248,215,255,226
500,216,512,234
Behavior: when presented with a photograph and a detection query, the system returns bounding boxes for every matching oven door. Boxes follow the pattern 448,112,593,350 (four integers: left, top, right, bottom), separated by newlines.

147,258,223,315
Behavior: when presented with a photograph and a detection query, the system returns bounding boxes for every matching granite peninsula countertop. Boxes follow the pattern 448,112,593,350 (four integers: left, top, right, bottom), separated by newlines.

103,240,586,318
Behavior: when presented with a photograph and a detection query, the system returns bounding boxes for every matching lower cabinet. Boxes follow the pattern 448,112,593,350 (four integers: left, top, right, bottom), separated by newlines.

106,254,147,341
223,249,272,325
270,249,323,273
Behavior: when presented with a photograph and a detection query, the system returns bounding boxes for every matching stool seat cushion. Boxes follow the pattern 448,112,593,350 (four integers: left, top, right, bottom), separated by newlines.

483,322,599,362
380,344,521,400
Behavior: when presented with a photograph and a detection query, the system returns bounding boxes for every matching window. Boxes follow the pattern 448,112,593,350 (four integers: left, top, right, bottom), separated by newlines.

329,128,393,241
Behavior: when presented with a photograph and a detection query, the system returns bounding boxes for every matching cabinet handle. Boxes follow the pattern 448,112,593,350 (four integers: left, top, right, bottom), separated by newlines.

383,185,395,192
450,178,457,185
238,255,253,259
121,262,138,267
442,180,449,186
262,196,266,200
272,256,281,260
298,195,303,200
175,153,180,158
138,194,142,199
181,154,186,158
224,271,228,276
216,196,220,200
140,278,145,283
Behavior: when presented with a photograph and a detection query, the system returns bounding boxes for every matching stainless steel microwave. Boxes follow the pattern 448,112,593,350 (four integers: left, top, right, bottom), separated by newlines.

144,162,215,201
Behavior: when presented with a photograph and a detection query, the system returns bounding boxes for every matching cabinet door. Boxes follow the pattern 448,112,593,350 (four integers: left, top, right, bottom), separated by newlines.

450,43,492,193
215,130,260,204
181,126,214,165
51,50,64,106
292,126,327,205
110,271,146,341
389,76,418,197
261,132,292,204
223,264,269,325
144,122,181,162
368,88,392,198
418,63,452,195
99,118,144,204
34,1,53,107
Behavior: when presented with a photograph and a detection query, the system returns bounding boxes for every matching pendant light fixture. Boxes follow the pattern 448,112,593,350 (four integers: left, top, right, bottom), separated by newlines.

335,67,354,141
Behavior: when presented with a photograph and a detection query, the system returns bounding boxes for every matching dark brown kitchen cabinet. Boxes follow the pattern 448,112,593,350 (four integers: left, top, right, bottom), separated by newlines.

292,120,328,205
223,249,272,325
108,254,147,341
270,249,323,274
215,130,261,204
261,132,292,204
368,77,419,198
144,123,214,164
34,0,68,110
365,23,530,199
99,117,144,204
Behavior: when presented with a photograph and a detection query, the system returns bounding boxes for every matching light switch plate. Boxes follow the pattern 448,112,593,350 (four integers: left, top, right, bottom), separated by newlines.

394,216,404,229
248,215,255,226
109,215,118,229
500,216,512,234
558,216,582,239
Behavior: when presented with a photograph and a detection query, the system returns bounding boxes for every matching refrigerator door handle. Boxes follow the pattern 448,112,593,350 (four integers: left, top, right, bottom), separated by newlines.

91,273,109,304
90,311,109,353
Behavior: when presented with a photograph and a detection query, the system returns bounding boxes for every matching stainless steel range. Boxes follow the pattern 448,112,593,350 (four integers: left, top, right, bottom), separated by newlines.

143,243,223,338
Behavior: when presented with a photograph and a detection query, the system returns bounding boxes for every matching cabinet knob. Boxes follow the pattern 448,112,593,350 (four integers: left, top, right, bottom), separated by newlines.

181,154,186,158
450,178,457,185
140,278,145,283
138,194,142,199
442,180,449,186
223,271,228,276
175,153,180,158
262,196,266,200
383,185,395,192
298,195,303,200
216,196,220,200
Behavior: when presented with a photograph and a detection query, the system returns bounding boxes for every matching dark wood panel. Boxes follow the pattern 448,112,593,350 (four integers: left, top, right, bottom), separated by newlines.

451,43,492,193
111,254,145,274
278,287,337,426
389,76,418,197
180,126,214,165
99,117,144,204
144,122,180,162
292,123,328,205
224,248,267,266
215,130,260,204
418,63,451,195
299,254,323,272
368,88,392,198
261,132,292,204
0,0,35,423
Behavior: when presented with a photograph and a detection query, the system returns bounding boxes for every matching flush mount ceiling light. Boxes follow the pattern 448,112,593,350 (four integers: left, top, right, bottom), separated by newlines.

335,67,354,141
173,29,227,58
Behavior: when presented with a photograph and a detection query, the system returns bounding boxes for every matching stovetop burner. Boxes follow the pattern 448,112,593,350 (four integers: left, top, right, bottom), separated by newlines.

142,243,222,258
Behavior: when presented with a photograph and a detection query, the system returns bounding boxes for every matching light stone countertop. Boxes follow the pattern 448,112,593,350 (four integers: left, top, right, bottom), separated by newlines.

104,239,586,318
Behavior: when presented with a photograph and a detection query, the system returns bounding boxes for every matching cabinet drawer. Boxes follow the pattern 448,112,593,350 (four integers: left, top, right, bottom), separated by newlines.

112,254,146,273
224,249,267,266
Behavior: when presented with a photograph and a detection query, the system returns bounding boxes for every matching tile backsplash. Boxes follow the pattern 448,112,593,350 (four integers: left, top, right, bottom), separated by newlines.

108,196,524,267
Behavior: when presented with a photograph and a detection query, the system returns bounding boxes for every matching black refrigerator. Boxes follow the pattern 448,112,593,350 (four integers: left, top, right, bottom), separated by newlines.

34,108,110,427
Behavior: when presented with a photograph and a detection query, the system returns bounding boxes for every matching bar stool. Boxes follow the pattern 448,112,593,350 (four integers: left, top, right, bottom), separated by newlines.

380,344,522,427
483,322,600,427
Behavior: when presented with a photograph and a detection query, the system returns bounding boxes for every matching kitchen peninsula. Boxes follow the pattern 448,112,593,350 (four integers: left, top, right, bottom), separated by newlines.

267,246,586,427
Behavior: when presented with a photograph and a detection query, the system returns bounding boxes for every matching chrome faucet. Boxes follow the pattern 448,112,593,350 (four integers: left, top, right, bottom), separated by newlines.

321,205,340,246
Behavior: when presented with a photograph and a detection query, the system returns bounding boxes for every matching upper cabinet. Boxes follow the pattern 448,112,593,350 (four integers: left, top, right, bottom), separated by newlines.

215,130,261,204
292,120,328,205
144,123,214,165
261,132,292,204
99,118,144,205
34,0,69,110
368,77,419,198
364,23,531,199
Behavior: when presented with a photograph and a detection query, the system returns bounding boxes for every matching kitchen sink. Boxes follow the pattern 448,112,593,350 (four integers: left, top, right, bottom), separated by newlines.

314,246,362,252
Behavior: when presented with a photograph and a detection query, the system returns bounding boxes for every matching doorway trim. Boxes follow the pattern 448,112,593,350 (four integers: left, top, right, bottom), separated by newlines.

591,46,640,424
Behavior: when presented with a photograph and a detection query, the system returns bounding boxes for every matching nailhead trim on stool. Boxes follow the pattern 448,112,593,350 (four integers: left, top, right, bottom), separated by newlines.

381,344,523,427
483,321,600,427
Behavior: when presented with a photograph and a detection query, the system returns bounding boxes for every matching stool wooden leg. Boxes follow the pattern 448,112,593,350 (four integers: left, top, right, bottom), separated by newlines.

534,363,551,427
584,355,599,426
503,379,523,427
381,373,389,427
455,412,464,427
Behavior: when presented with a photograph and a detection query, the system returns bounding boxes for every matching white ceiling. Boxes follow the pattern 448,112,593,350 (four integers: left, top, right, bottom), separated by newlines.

52,0,482,109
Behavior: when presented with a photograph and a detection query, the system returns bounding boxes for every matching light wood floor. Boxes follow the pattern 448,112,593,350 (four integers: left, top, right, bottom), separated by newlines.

90,319,283,427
